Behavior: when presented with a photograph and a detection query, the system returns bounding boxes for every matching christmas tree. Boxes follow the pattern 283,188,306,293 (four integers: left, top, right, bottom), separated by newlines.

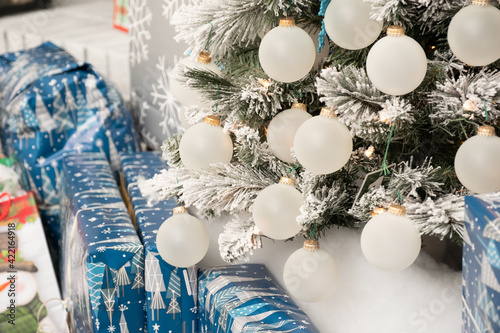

144,0,500,266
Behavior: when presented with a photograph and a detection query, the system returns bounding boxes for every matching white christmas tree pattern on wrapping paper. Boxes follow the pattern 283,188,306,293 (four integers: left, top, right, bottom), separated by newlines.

145,252,166,321
35,90,56,146
481,252,500,293
162,0,198,21
129,0,152,66
85,74,108,111
151,56,182,137
87,263,106,320
166,268,181,320
118,305,130,333
52,86,75,138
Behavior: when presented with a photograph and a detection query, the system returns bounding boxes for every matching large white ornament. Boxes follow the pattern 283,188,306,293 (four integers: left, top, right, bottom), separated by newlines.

267,103,312,163
252,177,303,240
455,125,500,194
169,52,221,108
366,26,428,96
324,0,383,50
259,17,316,83
179,115,233,170
283,240,339,303
361,204,421,272
156,206,210,268
293,107,352,175
448,0,500,67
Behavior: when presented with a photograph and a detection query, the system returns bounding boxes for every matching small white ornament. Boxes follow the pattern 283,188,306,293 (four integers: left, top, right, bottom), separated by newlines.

259,17,316,83
156,206,210,268
267,103,312,163
169,52,221,108
179,115,233,170
324,0,383,50
283,240,339,303
366,26,428,96
252,177,303,240
448,0,500,67
361,204,421,272
455,125,500,194
293,107,352,175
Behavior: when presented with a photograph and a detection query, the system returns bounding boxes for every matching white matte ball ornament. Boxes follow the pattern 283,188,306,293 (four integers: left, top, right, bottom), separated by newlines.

267,103,312,163
448,0,500,67
252,177,303,240
259,18,316,83
170,52,221,107
454,125,500,194
179,115,233,170
293,108,352,175
324,0,383,50
361,205,421,272
283,240,339,303
156,206,210,268
366,26,428,96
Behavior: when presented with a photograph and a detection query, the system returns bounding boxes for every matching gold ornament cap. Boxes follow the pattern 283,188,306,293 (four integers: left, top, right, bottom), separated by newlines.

387,25,405,37
291,103,307,112
279,17,295,27
279,177,296,187
197,51,212,64
303,240,319,252
472,0,490,6
477,125,496,137
173,206,188,214
205,115,221,126
320,107,337,118
388,204,406,216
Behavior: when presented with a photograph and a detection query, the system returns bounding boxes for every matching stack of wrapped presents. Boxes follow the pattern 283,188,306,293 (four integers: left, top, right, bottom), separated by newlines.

0,43,320,332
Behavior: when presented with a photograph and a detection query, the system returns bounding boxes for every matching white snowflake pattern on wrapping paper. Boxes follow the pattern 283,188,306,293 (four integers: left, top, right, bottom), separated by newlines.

96,246,107,253
129,0,153,66
162,0,199,21
151,56,182,136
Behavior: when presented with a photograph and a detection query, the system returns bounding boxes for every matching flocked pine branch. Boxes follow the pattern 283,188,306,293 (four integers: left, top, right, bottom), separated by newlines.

316,66,415,143
139,162,281,217
428,69,500,138
405,193,465,243
218,215,262,263
178,67,317,126
297,171,352,231
172,0,310,60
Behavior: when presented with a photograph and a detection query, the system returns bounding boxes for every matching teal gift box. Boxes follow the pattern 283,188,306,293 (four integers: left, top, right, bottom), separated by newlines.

463,193,500,332
120,152,198,333
60,153,146,333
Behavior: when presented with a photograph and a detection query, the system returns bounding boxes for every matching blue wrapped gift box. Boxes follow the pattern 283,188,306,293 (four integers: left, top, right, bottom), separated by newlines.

0,41,139,213
120,152,198,333
463,193,500,332
198,264,320,333
60,152,146,333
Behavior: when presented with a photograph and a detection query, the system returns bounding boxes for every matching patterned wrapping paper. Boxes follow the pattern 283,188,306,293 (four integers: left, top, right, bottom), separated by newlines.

463,193,500,333
197,264,320,333
0,41,140,210
60,152,146,333
120,152,198,333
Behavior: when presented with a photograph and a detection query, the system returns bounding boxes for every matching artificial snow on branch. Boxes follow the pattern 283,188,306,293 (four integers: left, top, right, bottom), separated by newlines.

139,162,281,217
316,66,415,143
429,69,500,132
172,0,309,59
218,215,262,263
405,193,465,242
